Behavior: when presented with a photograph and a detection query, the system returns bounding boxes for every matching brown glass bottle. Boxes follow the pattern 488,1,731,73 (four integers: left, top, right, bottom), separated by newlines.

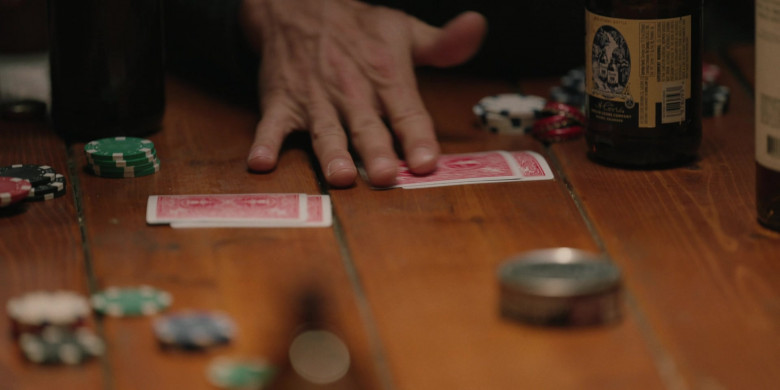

584,0,702,167
755,0,780,231
47,0,165,141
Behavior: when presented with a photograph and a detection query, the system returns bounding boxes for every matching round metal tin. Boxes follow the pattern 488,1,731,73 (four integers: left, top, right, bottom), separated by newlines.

498,248,622,326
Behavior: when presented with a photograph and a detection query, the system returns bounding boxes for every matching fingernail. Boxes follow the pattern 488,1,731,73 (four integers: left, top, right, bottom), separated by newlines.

326,158,352,177
373,157,398,175
414,147,436,165
248,145,273,163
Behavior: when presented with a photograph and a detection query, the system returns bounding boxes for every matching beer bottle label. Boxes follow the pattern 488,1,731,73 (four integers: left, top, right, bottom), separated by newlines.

756,0,780,171
585,11,692,129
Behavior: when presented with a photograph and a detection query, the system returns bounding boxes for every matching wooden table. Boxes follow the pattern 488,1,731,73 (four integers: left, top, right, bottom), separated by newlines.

1,45,778,390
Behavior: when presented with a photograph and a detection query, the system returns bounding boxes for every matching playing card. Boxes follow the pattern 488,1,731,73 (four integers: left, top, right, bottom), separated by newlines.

164,195,332,228
508,151,554,180
395,151,520,188
146,193,307,225
391,150,553,189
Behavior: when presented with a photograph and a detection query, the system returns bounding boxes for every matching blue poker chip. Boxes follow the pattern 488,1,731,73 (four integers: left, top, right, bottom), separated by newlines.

154,310,236,349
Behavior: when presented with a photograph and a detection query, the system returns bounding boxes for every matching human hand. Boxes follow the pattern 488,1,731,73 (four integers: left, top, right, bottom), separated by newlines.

241,0,486,187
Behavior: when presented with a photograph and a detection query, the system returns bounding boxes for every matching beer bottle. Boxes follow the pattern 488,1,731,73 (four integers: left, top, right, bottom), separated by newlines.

47,0,165,141
584,0,702,167
756,0,780,231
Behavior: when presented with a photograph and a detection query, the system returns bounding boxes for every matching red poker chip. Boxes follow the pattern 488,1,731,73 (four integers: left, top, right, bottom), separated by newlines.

535,125,584,142
0,177,32,207
541,102,586,124
702,63,721,85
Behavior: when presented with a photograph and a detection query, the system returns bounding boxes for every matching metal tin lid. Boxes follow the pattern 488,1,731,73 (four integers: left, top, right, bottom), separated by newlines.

498,248,621,297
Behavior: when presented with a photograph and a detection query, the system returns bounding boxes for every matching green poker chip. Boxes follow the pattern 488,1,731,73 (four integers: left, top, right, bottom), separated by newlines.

84,137,156,161
207,357,276,389
87,161,160,178
88,158,160,173
87,152,158,168
91,285,172,317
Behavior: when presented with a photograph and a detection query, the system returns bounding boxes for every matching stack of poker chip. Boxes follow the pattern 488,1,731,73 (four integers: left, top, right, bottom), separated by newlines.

84,136,160,178
549,67,586,110
702,63,730,118
473,93,547,134
0,164,67,205
531,101,586,143
6,290,104,365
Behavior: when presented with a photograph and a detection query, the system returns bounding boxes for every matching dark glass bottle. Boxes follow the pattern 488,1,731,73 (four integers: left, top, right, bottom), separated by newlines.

47,0,165,141
756,0,780,231
584,0,702,167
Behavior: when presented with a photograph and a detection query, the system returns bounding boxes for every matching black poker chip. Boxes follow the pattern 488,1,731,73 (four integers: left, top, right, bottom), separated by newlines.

18,326,104,365
28,174,67,201
0,164,56,187
703,84,730,118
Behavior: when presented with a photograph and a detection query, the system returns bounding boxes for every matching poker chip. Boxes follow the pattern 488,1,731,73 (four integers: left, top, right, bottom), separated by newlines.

87,162,161,178
87,154,158,168
91,285,172,317
28,173,67,201
84,137,156,161
7,291,91,336
703,84,730,117
531,102,586,142
84,137,160,178
0,164,56,187
498,248,622,327
18,326,104,365
154,310,236,349
0,177,32,207
549,67,586,109
207,357,277,389
702,62,721,85
473,94,546,133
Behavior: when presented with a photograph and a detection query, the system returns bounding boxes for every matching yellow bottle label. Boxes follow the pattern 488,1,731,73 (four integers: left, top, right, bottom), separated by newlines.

585,10,692,129
756,0,780,171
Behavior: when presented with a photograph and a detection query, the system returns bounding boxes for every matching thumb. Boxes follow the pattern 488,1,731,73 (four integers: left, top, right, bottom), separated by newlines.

411,11,487,68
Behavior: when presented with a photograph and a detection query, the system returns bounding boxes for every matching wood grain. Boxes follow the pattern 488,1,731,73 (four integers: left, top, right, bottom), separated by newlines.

329,72,666,389
73,78,384,390
0,120,103,389
543,52,780,389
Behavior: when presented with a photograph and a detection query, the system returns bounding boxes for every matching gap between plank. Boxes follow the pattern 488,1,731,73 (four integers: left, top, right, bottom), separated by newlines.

545,146,689,390
310,152,397,390
66,145,116,390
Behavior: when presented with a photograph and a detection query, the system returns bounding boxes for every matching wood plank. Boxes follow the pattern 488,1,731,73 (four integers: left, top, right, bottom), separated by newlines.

330,72,666,389
74,78,384,390
547,54,780,388
0,120,104,388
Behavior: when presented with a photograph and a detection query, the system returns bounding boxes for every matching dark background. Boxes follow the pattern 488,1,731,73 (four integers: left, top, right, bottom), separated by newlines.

0,0,758,99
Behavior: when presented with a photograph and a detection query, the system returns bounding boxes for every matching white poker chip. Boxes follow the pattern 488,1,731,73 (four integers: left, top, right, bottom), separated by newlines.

474,94,547,133
7,290,91,326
